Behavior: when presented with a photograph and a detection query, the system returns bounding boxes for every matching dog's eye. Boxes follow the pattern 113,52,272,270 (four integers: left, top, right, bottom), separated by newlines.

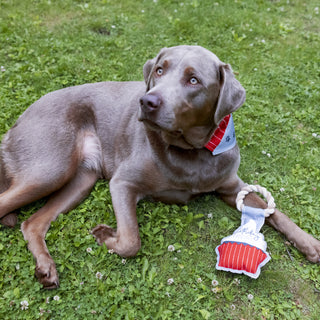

156,67,163,76
189,77,199,85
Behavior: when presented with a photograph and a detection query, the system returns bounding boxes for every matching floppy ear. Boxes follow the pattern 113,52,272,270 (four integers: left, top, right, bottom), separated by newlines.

214,64,246,124
143,47,167,91
143,57,156,86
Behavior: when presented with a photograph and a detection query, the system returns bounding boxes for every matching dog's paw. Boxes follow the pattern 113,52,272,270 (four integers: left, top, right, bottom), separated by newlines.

291,232,320,264
0,212,18,228
35,255,59,289
302,236,320,264
91,224,116,246
91,224,141,257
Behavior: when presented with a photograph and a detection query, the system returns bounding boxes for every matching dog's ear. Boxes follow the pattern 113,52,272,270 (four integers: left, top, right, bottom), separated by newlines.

143,57,157,91
143,48,167,91
214,64,246,124
143,57,156,86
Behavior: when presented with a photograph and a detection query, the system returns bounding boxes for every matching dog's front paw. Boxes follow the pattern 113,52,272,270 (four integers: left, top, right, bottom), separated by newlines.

91,224,117,246
35,254,59,289
302,236,320,264
91,224,141,257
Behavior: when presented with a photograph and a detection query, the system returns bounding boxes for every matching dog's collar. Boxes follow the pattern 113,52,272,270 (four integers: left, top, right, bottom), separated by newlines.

205,114,236,155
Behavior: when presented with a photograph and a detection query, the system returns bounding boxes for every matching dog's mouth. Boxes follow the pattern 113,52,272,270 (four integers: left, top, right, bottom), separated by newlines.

139,118,183,138
140,118,197,149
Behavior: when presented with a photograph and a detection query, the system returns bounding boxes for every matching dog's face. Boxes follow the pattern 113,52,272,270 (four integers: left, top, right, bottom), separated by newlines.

139,45,246,149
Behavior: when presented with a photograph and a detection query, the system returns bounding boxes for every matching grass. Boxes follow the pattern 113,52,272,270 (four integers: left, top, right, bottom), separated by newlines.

0,0,320,318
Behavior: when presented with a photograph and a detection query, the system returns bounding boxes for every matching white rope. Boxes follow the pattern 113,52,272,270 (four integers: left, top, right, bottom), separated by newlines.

236,185,276,217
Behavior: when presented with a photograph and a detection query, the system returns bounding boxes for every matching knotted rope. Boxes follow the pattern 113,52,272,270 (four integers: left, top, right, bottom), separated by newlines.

236,185,276,217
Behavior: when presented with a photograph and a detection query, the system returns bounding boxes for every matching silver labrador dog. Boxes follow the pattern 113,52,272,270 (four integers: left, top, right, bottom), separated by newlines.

1,45,319,289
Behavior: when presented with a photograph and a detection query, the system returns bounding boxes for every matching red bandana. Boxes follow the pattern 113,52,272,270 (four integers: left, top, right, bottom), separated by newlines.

205,114,236,155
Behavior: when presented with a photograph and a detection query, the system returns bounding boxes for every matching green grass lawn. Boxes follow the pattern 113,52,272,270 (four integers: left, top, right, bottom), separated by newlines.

0,0,320,319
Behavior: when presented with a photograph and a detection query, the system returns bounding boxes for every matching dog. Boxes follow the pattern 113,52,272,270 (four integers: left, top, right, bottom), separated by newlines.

0,45,319,289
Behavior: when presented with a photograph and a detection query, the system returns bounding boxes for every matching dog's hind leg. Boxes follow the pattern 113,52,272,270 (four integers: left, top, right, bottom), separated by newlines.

0,167,73,227
21,168,98,289
0,159,18,227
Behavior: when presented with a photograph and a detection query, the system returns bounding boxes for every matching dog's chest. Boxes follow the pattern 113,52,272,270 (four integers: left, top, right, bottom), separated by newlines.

159,147,239,194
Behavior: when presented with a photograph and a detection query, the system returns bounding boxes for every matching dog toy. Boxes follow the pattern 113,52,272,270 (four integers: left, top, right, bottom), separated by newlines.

215,185,275,279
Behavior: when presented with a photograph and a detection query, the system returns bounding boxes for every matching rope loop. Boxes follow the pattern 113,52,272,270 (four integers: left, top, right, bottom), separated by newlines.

236,185,276,217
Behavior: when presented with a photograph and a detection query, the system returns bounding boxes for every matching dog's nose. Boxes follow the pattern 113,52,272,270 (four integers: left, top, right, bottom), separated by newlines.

140,94,162,112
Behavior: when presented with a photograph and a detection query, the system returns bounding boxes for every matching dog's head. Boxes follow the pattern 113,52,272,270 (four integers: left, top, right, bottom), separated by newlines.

139,45,245,149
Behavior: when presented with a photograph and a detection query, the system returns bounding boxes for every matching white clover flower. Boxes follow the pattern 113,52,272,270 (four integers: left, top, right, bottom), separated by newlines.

234,278,241,285
86,247,92,253
167,278,174,285
207,213,213,219
312,133,320,139
248,293,254,300
122,259,126,265
108,249,114,254
267,153,271,157
96,272,103,279
280,187,285,192
231,304,236,310
20,300,29,310
211,287,219,293
197,277,203,283
0,66,5,72
53,295,60,301
168,245,175,252
211,279,219,286
261,39,266,44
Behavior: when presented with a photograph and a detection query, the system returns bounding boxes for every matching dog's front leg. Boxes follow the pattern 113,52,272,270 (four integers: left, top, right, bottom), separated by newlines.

92,178,141,257
218,178,320,263
241,192,320,263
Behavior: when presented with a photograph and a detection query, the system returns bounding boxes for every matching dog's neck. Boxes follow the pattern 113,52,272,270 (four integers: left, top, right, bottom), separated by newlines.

205,114,236,155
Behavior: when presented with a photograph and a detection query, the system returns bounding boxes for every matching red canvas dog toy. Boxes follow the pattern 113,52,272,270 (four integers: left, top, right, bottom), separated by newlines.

215,185,276,279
